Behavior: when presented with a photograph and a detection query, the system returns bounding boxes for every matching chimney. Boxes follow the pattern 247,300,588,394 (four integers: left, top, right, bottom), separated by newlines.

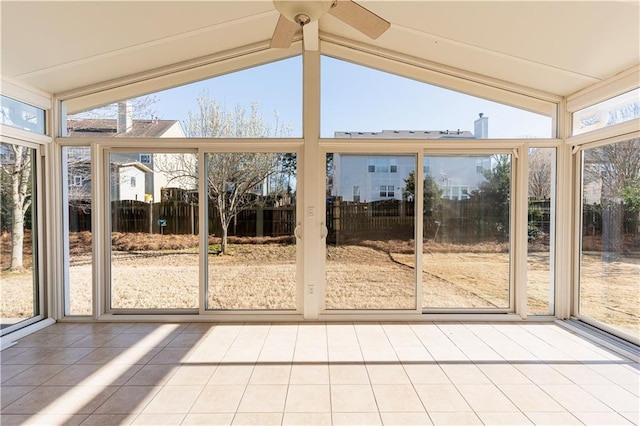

117,101,133,134
474,113,488,138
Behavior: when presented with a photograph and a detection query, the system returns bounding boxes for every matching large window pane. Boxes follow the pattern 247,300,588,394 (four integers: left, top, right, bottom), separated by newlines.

572,88,640,136
206,152,297,310
527,148,556,315
1,96,46,134
65,57,301,139
109,152,199,310
422,154,511,309
321,57,552,139
580,139,640,338
1,142,39,327
63,147,93,315
325,153,416,310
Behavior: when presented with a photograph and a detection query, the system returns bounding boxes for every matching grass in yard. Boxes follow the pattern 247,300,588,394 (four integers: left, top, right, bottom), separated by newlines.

1,232,638,339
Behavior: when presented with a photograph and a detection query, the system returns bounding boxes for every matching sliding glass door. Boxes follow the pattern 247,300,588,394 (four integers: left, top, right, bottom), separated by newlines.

108,151,199,311
324,153,417,310
422,154,513,310
0,141,42,332
205,152,299,311
579,138,640,341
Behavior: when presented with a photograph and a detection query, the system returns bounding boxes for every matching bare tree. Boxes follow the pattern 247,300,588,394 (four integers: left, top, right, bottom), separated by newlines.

208,153,279,253
606,102,640,126
158,90,293,254
0,143,32,271
585,138,640,256
529,148,552,200
63,147,92,212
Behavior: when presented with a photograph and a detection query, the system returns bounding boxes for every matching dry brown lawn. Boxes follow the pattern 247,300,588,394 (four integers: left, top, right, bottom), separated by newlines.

326,245,415,309
579,252,640,333
1,232,638,338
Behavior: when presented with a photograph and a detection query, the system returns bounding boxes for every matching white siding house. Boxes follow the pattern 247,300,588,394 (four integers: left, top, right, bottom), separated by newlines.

111,162,153,201
68,110,190,203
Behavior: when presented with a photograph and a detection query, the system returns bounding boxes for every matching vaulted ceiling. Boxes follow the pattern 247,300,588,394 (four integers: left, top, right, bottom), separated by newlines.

1,1,639,97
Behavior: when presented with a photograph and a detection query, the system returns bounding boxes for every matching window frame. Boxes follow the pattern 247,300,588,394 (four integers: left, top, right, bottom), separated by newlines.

419,149,517,313
572,135,640,345
0,138,47,336
53,43,564,322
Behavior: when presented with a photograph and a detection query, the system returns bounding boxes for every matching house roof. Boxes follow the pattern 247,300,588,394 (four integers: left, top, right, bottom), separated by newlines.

1,1,638,98
119,162,154,174
67,119,181,138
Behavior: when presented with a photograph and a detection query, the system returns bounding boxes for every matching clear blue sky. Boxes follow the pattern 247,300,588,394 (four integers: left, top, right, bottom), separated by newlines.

141,56,552,139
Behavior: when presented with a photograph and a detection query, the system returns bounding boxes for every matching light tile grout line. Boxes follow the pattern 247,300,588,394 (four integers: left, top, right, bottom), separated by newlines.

324,322,333,425
178,323,238,425
352,322,383,425
427,323,488,423
125,323,221,424
463,324,581,420
111,324,199,424
219,322,254,425
279,322,298,425
464,322,633,421
386,322,435,425
444,323,571,424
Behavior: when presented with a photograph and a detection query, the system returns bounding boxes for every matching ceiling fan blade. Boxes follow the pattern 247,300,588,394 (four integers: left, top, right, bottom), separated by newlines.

328,0,390,39
271,14,299,48
303,21,319,51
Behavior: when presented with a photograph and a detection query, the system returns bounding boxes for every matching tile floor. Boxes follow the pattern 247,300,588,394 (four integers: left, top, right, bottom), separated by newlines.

1,322,638,425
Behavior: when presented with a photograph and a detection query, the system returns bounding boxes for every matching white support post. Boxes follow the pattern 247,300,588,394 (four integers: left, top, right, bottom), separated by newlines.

515,146,528,318
93,144,105,319
198,149,207,314
415,154,424,313
302,49,321,319
556,99,574,320
60,145,70,319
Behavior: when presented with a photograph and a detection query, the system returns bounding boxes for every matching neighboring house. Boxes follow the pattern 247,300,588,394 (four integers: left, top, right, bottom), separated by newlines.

64,147,92,205
332,114,491,202
0,142,15,165
67,103,190,203
111,162,153,202
65,156,154,203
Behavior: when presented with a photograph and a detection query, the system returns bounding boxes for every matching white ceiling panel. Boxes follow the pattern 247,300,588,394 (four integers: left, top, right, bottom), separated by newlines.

1,1,638,97
320,17,600,95
2,1,278,78
15,12,280,94
364,1,639,79
1,1,274,76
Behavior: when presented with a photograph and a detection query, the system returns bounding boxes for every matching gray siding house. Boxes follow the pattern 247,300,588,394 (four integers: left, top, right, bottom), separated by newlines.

332,114,492,202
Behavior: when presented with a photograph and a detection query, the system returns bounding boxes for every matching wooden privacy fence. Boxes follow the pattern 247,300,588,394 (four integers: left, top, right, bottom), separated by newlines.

67,202,92,233
69,200,295,237
326,198,509,243
582,202,640,236
67,198,638,241
207,205,295,237
529,199,552,234
109,200,197,234
326,199,414,233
